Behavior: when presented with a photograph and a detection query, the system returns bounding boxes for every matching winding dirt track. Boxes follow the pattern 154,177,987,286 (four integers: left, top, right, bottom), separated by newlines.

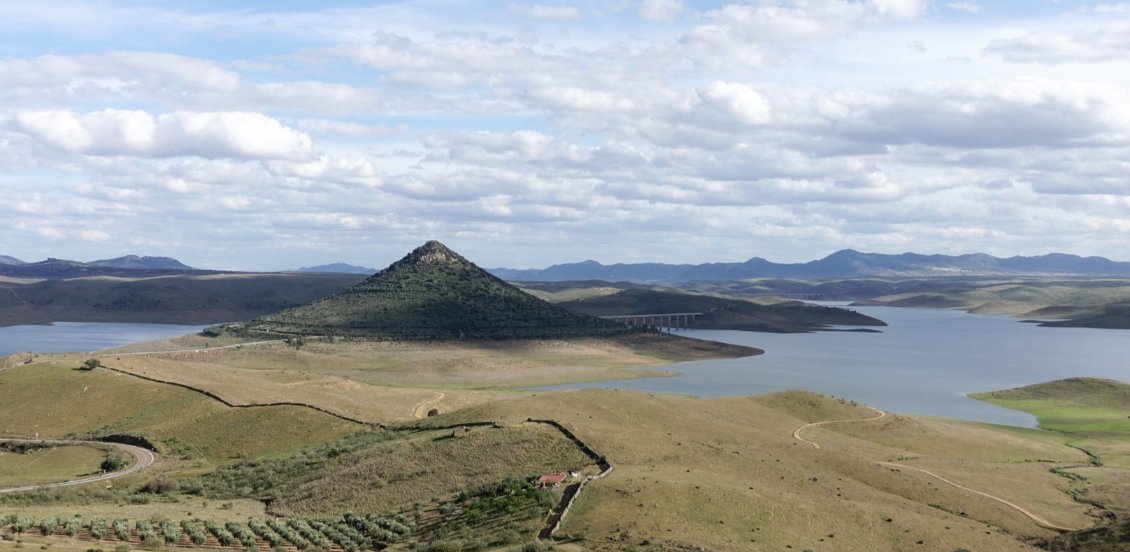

0,439,156,494
412,392,446,418
791,405,887,449
791,407,1078,533
876,461,1076,532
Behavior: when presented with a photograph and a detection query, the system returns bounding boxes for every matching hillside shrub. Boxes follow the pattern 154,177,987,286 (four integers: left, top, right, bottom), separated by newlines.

159,519,179,544
38,517,58,536
203,520,234,547
139,478,178,495
224,521,256,548
89,517,108,540
266,518,307,550
10,515,32,534
112,519,130,541
63,517,82,537
100,453,128,473
179,520,205,546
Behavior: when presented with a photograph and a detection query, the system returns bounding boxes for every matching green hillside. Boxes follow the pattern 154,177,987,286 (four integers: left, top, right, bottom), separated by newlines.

212,241,634,340
971,378,1130,433
0,272,363,326
558,287,887,332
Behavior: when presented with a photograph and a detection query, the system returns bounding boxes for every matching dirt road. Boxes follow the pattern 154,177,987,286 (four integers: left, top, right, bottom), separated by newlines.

790,408,1078,532
792,405,887,449
413,392,446,418
877,461,1076,532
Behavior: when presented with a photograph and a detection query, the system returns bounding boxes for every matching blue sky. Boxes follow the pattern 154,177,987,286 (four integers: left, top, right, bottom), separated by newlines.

2,0,1130,270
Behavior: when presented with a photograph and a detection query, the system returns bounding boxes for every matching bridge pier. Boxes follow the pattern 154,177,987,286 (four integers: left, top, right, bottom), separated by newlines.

600,312,704,332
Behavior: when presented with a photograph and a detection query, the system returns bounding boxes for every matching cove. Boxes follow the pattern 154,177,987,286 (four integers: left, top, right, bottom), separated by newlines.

540,306,1130,427
0,322,208,356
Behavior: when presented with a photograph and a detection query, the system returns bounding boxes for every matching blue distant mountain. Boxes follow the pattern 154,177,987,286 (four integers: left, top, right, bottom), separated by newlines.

0,255,25,265
296,263,377,275
490,250,1130,283
90,255,195,270
0,255,199,278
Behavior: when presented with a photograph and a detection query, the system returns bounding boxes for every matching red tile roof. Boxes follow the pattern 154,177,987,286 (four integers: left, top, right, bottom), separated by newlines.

538,473,568,483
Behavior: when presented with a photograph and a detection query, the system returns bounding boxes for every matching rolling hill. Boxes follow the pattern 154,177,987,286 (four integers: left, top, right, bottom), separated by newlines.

296,262,378,274
554,287,887,332
213,240,635,340
971,377,1130,433
0,272,365,326
1038,302,1130,330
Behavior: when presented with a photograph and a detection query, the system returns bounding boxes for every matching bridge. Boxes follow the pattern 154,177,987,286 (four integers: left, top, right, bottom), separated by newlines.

600,312,704,331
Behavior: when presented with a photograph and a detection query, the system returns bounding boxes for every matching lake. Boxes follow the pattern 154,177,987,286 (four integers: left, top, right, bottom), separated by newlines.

541,306,1130,427
0,322,207,356
3,311,1127,427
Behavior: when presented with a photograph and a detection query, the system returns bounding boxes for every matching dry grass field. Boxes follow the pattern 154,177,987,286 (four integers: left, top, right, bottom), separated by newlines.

103,353,512,423
1,498,268,523
4,334,1125,551
438,389,1109,551
0,361,361,463
87,333,756,425
105,333,753,389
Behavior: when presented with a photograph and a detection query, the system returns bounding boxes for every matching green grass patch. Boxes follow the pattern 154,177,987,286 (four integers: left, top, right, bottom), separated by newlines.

970,378,1130,433
0,444,107,487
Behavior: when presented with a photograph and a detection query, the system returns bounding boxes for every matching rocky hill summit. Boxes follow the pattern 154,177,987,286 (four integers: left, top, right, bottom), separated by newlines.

213,241,633,340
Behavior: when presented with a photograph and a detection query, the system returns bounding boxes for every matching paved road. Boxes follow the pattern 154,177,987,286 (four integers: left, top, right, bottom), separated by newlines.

0,439,156,494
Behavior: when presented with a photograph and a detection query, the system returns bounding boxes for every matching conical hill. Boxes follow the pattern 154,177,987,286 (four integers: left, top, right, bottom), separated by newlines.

217,241,633,340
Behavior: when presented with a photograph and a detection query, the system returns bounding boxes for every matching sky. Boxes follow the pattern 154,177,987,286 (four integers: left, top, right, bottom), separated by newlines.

2,0,1130,271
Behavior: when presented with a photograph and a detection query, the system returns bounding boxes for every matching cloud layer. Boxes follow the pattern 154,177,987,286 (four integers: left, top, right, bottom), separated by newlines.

1,0,1129,270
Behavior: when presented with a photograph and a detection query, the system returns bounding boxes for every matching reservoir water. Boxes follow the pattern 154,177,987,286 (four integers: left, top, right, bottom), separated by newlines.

541,306,1130,427
2,310,1126,428
0,322,207,356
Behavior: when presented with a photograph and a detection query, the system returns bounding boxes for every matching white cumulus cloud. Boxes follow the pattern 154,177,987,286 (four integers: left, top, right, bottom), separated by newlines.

12,110,313,160
984,23,1130,63
692,81,772,126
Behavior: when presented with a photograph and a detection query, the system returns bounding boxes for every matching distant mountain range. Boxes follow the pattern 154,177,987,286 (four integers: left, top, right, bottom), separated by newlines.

0,255,198,278
5,249,1130,282
296,263,377,275
90,255,195,270
490,250,1130,282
